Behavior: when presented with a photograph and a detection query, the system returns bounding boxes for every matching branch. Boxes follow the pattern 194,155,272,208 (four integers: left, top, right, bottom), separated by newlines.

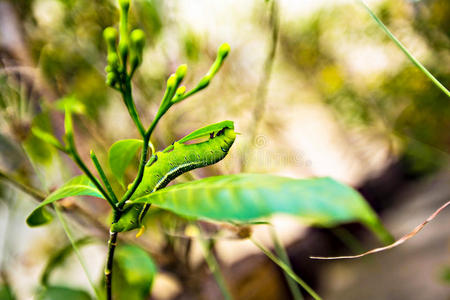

310,200,450,260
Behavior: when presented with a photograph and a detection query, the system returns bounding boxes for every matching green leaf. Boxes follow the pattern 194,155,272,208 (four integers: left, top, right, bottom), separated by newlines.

37,286,91,300
177,120,234,144
108,139,142,187
32,127,65,151
131,174,393,244
23,113,58,165
26,175,104,227
113,245,157,300
0,283,15,300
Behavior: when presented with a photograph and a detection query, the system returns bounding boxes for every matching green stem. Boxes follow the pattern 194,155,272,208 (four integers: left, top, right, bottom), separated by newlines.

0,169,46,201
270,228,303,300
90,150,118,205
121,78,145,137
357,0,450,97
250,237,321,300
105,231,118,300
55,205,102,300
200,240,233,300
243,0,279,172
118,117,159,207
69,148,116,209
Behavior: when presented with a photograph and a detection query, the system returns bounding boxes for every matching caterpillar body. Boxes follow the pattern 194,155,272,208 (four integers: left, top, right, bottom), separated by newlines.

111,126,236,232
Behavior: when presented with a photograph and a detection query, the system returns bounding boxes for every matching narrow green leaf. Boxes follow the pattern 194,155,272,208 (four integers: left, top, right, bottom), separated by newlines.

32,127,66,152
131,174,392,244
177,120,234,144
358,0,450,97
108,139,142,187
26,175,104,227
113,244,157,300
36,286,91,300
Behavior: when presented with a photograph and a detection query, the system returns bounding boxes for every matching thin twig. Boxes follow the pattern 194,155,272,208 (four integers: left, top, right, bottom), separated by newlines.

55,205,102,299
311,200,450,260
243,0,280,171
0,169,46,201
90,150,118,204
270,227,303,300
200,239,233,300
357,0,450,97
250,237,321,300
69,147,116,209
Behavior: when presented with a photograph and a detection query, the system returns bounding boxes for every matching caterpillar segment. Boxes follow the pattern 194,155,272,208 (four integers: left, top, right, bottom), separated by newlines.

111,127,236,232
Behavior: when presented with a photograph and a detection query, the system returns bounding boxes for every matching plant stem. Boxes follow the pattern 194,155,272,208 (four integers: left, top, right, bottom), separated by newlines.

118,117,158,207
243,0,279,172
357,0,450,97
90,150,118,204
200,240,233,300
121,78,145,137
250,237,321,300
105,231,118,300
55,205,102,300
0,169,46,200
270,228,303,300
106,113,160,299
70,148,116,209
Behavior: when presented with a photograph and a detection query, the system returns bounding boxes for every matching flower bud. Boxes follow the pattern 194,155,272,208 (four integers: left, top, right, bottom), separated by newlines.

175,64,187,81
218,43,230,59
197,76,210,89
175,85,186,96
103,27,118,49
107,53,119,67
130,29,145,51
167,74,177,89
106,72,117,86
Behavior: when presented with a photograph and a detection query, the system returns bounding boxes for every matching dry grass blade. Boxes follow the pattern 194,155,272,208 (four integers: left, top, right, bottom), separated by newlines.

310,200,450,260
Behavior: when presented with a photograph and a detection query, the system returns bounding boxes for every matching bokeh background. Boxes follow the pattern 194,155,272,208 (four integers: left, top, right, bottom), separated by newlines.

0,0,449,299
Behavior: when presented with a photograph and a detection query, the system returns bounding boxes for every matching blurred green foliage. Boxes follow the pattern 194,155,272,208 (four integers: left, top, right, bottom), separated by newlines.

111,244,157,300
0,284,15,300
36,286,91,300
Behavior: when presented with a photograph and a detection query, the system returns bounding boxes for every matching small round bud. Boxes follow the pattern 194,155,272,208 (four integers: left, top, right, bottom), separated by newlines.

105,65,112,73
103,27,118,47
175,85,186,96
175,64,187,80
106,72,116,86
107,53,119,67
167,74,176,88
130,29,146,50
218,43,230,59
197,76,210,89
119,0,130,11
107,72,116,80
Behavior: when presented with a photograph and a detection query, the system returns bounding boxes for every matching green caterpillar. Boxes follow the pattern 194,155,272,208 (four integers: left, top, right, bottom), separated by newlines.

111,122,236,232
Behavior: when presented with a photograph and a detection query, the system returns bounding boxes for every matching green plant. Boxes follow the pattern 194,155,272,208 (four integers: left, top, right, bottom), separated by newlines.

14,1,395,299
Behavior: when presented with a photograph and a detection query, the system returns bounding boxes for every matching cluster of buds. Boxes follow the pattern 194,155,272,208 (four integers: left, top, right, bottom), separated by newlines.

103,0,145,89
